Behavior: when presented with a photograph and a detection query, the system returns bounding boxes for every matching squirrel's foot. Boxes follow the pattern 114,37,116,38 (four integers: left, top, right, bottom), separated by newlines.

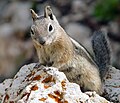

34,63,41,68
34,63,45,69
34,63,53,72
43,67,51,72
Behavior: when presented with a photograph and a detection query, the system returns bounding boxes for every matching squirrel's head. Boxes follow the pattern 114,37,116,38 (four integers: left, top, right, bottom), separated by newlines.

30,6,60,46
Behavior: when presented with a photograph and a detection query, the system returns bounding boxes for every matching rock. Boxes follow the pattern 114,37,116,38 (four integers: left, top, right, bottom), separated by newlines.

108,21,119,34
107,21,120,68
104,67,120,103
61,14,85,25
53,0,72,15
0,23,14,37
0,1,9,20
110,41,120,69
2,1,32,31
0,37,34,80
0,1,34,81
0,79,12,100
11,2,32,32
0,63,110,103
60,0,88,24
71,0,87,14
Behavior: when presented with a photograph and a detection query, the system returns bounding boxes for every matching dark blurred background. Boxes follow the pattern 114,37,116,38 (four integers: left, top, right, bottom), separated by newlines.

0,0,120,82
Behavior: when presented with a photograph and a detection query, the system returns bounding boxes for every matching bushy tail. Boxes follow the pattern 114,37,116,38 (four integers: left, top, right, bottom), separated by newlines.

92,30,111,79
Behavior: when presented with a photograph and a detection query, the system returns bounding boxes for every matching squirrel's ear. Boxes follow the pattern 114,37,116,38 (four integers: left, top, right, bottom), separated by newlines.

44,6,54,20
30,9,39,20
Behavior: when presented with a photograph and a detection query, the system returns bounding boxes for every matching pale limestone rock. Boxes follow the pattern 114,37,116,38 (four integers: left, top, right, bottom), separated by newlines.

0,79,12,100
0,63,111,103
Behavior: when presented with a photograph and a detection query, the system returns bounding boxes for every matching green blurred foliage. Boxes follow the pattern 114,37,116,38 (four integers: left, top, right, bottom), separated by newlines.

94,0,120,22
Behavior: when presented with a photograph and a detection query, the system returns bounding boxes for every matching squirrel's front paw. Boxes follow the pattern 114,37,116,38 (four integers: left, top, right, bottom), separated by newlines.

34,63,45,69
43,67,51,72
34,63,41,68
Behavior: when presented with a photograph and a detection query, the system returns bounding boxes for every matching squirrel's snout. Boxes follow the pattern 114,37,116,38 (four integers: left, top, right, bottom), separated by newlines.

38,37,46,45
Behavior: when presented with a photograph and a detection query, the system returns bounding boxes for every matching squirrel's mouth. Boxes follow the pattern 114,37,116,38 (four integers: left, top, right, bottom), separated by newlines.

37,37,46,45
39,39,46,45
35,35,54,46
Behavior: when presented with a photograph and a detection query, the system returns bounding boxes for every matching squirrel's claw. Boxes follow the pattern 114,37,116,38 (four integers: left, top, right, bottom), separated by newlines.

34,63,41,69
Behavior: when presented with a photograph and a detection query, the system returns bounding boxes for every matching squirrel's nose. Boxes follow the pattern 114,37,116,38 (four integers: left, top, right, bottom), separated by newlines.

39,37,46,45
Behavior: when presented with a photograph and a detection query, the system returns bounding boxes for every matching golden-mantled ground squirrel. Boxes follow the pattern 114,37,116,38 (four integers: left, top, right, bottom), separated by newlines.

30,6,111,95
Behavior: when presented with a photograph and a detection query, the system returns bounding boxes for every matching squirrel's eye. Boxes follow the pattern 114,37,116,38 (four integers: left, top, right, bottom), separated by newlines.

49,25,53,32
48,24,53,32
30,29,34,35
